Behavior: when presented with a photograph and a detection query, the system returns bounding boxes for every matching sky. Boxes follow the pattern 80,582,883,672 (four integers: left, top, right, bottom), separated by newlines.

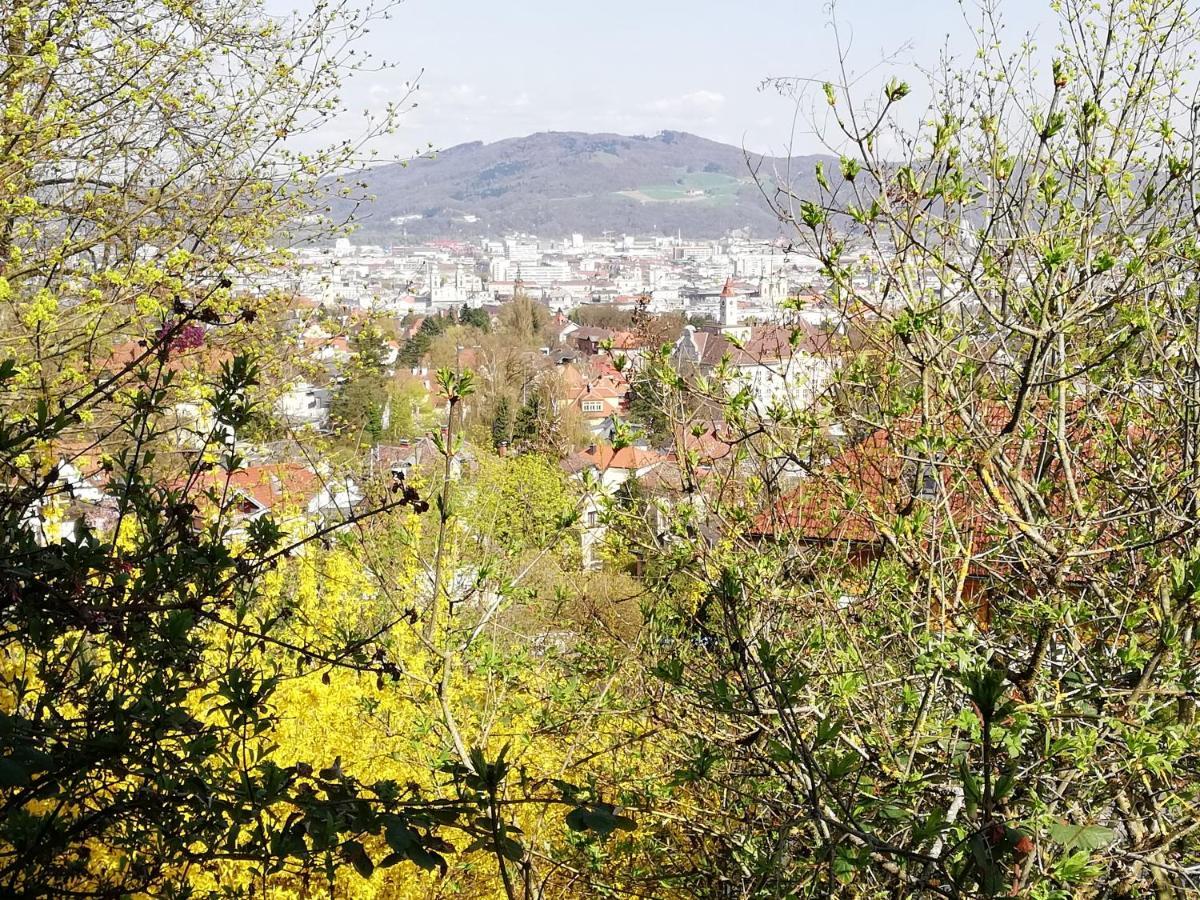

271,0,1054,160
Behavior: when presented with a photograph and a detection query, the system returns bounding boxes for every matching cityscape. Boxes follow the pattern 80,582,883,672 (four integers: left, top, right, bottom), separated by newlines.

4,0,1199,897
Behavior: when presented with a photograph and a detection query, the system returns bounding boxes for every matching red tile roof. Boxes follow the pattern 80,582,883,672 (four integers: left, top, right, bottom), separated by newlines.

103,340,234,376
562,444,665,475
753,404,1152,577
181,463,321,513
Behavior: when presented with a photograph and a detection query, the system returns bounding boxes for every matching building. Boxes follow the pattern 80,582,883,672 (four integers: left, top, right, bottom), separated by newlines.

562,444,667,569
673,318,840,410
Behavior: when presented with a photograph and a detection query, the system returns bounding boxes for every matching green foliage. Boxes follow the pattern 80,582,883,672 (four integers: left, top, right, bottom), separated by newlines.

490,395,511,449
499,296,551,345
331,372,391,444
351,320,390,373
617,1,1200,896
459,304,490,331
399,314,448,368
463,452,579,560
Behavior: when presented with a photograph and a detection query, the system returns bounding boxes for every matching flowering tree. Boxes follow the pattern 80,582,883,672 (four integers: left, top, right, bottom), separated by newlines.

0,2,616,895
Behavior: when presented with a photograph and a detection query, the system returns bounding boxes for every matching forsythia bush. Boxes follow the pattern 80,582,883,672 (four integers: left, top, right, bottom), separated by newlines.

183,536,662,898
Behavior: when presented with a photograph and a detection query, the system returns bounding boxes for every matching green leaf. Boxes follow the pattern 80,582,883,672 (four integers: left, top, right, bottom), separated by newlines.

1048,822,1114,851
343,840,374,878
498,835,524,862
385,820,418,853
407,844,447,874
564,804,636,840
0,757,30,787
884,78,910,102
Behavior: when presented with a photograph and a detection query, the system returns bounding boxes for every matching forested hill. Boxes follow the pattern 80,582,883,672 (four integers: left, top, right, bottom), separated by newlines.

339,130,831,239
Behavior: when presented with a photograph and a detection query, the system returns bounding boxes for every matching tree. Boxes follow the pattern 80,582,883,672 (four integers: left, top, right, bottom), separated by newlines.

626,378,672,446
499,295,551,346
332,372,390,443
398,314,446,367
460,304,490,332
462,451,578,561
388,374,437,438
617,0,1200,896
570,305,635,330
490,395,511,449
512,393,543,450
351,319,390,373
0,1,623,894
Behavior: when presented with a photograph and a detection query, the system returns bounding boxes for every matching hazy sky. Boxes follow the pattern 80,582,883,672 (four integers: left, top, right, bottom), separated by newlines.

275,0,1054,159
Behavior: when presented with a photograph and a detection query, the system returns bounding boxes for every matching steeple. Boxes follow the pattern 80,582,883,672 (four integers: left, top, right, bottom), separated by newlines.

719,276,738,328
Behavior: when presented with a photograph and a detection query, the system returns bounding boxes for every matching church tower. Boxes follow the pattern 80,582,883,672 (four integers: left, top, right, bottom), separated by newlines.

719,276,738,328
719,276,751,342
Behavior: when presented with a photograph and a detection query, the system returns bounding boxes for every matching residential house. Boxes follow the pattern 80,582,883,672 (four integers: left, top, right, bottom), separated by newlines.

749,406,1140,625
673,320,839,410
562,443,667,569
277,380,333,430
23,457,117,545
183,462,364,531
562,366,630,437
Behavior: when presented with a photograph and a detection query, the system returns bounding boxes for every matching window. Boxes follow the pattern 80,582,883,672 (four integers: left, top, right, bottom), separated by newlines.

581,400,604,413
587,510,598,527
914,454,944,501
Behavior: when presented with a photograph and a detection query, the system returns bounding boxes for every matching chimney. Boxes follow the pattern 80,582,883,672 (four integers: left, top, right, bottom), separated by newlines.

587,443,597,455
497,441,508,458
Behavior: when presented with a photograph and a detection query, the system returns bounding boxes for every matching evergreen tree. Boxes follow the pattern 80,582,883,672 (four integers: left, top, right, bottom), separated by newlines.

512,394,542,448
351,320,390,373
365,401,385,446
491,396,511,449
332,373,391,443
627,379,672,447
461,305,491,332
398,315,446,368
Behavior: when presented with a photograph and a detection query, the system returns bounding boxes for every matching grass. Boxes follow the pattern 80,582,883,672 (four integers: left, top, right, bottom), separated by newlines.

618,169,745,204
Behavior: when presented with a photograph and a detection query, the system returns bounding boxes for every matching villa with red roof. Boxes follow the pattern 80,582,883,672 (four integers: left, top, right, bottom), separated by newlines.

562,443,668,569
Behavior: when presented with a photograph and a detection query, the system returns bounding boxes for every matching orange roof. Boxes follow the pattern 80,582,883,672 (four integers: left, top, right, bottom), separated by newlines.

302,335,351,353
677,426,735,463
563,444,665,475
180,463,321,512
609,331,642,350
753,404,1152,580
102,340,234,376
572,378,627,403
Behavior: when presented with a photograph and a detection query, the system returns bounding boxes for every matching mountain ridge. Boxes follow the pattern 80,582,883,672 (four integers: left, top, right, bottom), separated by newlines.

337,130,831,239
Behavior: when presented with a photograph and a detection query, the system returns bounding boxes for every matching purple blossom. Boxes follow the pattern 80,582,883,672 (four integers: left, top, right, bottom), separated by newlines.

156,321,207,353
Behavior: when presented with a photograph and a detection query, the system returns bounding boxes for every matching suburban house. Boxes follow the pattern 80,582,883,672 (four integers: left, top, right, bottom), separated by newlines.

568,326,616,356
277,380,333,430
182,462,362,531
368,436,474,483
673,321,839,410
750,405,1143,626
561,365,631,437
562,443,667,569
750,426,993,623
